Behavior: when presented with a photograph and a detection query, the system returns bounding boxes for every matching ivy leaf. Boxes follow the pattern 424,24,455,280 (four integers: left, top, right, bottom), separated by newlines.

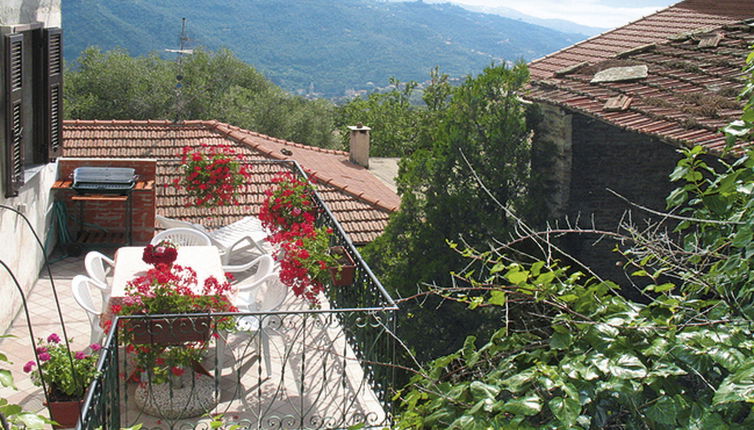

0,369,15,389
506,269,529,285
503,394,542,416
549,396,580,426
713,363,754,405
14,412,49,429
608,355,647,379
488,290,506,306
550,332,571,350
645,396,677,425
469,381,500,400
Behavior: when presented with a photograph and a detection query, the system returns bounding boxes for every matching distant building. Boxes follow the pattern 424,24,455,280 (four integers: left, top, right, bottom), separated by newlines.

526,0,754,289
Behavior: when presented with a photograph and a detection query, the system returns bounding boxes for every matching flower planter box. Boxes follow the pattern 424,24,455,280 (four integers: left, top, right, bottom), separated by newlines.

47,399,84,429
128,316,211,345
329,246,356,286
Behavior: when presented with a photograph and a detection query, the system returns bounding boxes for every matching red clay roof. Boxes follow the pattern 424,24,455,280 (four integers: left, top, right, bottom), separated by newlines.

527,0,754,152
62,119,399,244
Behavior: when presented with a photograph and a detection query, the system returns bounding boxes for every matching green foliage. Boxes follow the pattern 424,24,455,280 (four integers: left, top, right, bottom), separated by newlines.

336,77,423,157
0,336,52,428
62,0,584,98
393,50,754,428
362,63,537,361
64,47,337,148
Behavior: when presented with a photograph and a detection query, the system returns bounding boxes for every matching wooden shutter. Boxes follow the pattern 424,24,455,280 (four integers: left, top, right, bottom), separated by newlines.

44,28,63,160
4,33,24,197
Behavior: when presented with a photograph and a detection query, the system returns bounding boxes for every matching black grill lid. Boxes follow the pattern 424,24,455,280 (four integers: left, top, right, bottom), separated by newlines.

73,167,135,184
72,167,136,194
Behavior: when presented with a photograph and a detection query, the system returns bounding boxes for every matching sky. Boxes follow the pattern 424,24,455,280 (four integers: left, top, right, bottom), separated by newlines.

453,0,677,28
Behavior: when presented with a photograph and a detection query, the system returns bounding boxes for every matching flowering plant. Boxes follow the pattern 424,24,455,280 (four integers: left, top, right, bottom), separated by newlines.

142,240,178,266
24,334,101,400
111,264,237,384
113,264,236,317
173,143,253,208
259,172,318,234
275,225,339,304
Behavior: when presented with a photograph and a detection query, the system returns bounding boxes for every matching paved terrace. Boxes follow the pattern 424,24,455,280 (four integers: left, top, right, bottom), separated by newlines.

0,249,391,429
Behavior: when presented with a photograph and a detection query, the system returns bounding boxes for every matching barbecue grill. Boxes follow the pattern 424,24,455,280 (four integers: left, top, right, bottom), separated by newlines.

72,167,136,194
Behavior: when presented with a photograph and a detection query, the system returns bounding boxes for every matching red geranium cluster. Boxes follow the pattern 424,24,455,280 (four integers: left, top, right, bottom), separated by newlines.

259,172,317,234
259,172,338,305
115,264,236,316
173,143,253,208
142,240,178,266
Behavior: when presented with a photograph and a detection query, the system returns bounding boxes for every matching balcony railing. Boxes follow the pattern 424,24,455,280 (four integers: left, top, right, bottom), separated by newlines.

77,160,398,429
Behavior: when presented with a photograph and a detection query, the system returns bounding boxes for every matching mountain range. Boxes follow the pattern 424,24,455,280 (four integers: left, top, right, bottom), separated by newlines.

63,0,587,98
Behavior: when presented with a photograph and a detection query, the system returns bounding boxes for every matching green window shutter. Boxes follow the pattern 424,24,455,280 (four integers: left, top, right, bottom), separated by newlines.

44,27,63,160
4,32,24,197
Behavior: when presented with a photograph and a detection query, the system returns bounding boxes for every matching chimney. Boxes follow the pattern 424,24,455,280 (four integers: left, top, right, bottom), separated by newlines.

347,123,371,168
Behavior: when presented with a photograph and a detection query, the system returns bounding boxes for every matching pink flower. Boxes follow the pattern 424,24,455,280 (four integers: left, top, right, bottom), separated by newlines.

74,351,87,360
170,367,185,376
35,346,47,354
89,343,102,352
38,352,51,362
47,333,60,343
23,361,35,373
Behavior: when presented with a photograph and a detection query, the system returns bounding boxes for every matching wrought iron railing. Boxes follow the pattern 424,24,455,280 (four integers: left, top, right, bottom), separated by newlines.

78,160,398,429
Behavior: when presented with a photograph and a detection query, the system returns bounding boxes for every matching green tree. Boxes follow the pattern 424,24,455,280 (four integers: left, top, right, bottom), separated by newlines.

392,49,754,429
64,47,337,148
363,62,536,361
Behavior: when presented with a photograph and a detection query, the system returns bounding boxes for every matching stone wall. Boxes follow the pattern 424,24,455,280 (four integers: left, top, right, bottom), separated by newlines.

566,113,683,296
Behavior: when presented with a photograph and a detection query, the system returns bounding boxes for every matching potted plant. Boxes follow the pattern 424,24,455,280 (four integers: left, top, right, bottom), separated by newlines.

172,143,253,208
23,334,101,428
112,263,237,345
329,246,356,286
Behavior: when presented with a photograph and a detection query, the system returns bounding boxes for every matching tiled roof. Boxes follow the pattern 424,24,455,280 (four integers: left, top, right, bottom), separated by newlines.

62,120,399,244
529,0,754,80
527,0,754,153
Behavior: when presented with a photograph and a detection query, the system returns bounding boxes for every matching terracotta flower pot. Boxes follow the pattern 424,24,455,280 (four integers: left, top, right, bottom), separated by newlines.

329,246,356,286
47,398,84,429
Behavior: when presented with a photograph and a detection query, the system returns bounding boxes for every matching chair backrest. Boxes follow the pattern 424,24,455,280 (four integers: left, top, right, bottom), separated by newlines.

84,251,114,288
155,214,200,230
71,275,101,316
151,227,212,246
255,277,287,313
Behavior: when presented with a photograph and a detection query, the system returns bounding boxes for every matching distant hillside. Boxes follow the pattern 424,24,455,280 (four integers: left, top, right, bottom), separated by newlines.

63,0,586,98
455,4,608,36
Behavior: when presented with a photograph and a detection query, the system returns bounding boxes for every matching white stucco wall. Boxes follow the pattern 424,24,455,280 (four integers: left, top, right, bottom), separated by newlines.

0,0,61,28
0,0,61,333
0,165,58,333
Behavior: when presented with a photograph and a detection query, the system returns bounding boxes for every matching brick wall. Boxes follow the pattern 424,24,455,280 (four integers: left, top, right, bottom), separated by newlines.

56,158,156,244
563,113,682,298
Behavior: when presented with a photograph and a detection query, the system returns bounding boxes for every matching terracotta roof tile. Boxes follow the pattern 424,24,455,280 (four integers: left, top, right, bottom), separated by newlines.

62,120,398,244
527,2,754,153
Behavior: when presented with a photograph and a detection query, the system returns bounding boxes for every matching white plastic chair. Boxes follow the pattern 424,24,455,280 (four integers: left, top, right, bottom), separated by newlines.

71,275,106,345
223,252,276,275
84,251,114,308
150,227,211,247
156,215,269,264
235,276,288,375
